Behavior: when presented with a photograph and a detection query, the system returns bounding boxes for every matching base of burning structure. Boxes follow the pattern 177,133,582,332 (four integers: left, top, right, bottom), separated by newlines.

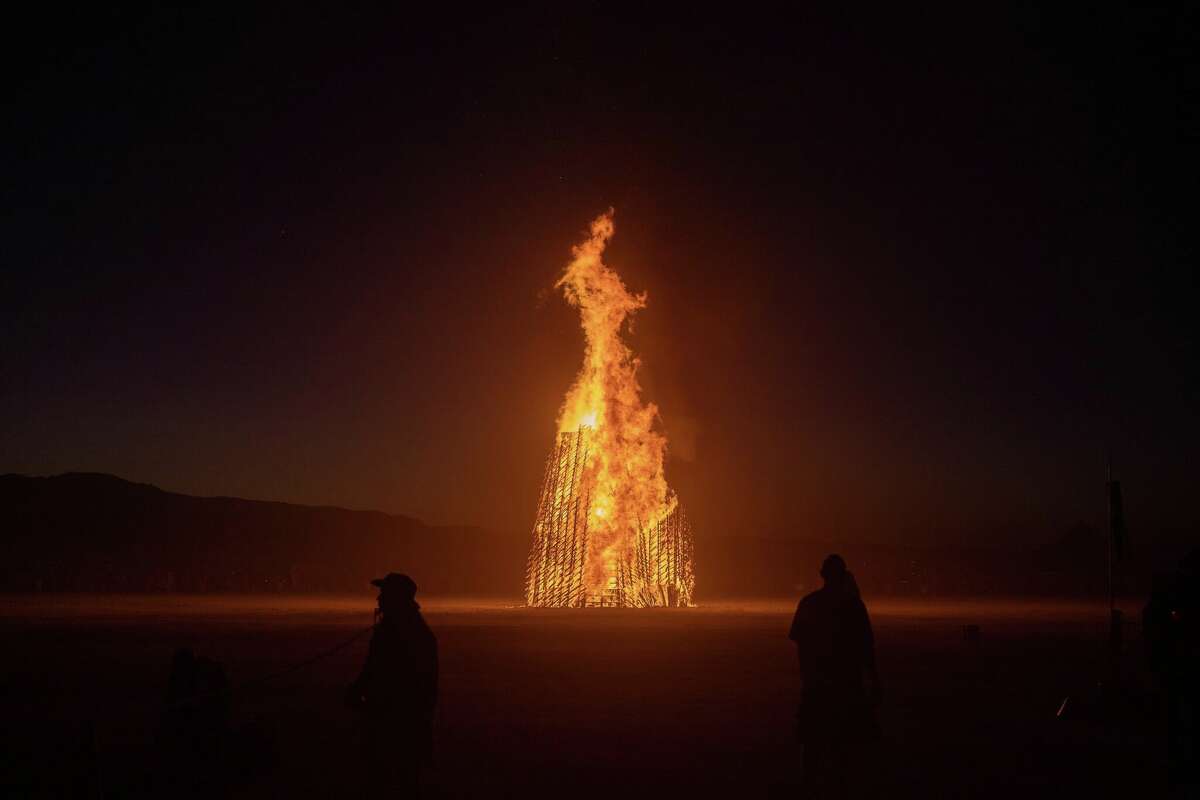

524,429,696,608
583,590,690,608
525,431,696,608
523,585,696,609
524,594,690,609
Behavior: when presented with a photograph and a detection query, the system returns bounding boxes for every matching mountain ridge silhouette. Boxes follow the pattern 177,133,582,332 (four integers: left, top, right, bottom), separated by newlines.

1,472,524,594
4,473,1188,598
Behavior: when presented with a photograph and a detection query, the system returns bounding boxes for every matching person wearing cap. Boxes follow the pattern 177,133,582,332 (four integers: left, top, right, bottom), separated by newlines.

346,573,438,794
788,554,881,796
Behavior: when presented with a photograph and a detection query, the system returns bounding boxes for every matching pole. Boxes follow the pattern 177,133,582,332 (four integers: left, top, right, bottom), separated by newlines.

1105,454,1122,691
1106,455,1113,616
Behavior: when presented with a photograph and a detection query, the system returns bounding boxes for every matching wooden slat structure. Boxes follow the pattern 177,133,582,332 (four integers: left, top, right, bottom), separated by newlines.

525,429,695,607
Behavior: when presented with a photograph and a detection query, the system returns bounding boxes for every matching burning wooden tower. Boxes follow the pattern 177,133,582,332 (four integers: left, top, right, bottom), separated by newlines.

524,211,696,608
525,428,695,607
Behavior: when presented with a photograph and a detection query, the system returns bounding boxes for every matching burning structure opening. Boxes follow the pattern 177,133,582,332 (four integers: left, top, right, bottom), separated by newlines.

525,211,695,608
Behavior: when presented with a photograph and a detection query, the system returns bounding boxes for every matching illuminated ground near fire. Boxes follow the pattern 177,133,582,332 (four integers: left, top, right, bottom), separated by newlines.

3,596,1165,798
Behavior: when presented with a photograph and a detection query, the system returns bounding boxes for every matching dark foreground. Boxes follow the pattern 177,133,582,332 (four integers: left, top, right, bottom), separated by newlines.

2,596,1167,798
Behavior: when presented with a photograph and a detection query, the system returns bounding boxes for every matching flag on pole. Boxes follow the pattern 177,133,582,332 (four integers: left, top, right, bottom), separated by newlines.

1107,480,1128,561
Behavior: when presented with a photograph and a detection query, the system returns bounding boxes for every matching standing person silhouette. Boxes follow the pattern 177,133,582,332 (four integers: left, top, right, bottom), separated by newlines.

346,573,438,796
1143,549,1200,788
788,554,881,797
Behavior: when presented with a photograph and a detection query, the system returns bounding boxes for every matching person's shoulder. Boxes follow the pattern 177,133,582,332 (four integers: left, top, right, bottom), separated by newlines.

799,588,826,607
793,589,825,618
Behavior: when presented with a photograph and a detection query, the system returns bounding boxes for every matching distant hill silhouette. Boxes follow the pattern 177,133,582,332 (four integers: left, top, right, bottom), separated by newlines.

3,473,1188,597
0,473,527,594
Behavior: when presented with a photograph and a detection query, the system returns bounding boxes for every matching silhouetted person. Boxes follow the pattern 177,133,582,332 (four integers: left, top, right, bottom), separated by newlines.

346,573,439,795
1143,550,1199,787
788,554,881,797
156,648,233,794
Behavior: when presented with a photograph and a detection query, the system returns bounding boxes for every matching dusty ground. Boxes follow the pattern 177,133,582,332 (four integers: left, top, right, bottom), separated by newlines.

1,596,1168,797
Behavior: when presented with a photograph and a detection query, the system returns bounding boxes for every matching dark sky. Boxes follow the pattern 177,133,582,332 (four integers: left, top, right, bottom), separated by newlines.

3,5,1196,545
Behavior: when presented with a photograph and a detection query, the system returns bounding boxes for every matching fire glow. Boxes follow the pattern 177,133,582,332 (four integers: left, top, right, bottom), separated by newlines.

525,211,695,607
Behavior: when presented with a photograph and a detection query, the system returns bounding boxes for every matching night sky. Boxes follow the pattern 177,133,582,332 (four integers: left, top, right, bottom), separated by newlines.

4,5,1196,545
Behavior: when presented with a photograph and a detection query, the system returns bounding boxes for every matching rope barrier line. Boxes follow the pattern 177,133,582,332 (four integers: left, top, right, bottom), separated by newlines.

167,622,376,711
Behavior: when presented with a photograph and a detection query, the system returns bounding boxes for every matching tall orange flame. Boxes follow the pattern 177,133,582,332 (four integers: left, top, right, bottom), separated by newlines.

554,210,678,596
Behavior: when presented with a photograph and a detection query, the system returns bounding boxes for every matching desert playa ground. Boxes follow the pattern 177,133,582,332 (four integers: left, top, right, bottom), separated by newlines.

3,596,1166,798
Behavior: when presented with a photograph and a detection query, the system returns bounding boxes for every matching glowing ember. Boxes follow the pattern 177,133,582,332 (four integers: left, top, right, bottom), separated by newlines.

525,211,695,608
